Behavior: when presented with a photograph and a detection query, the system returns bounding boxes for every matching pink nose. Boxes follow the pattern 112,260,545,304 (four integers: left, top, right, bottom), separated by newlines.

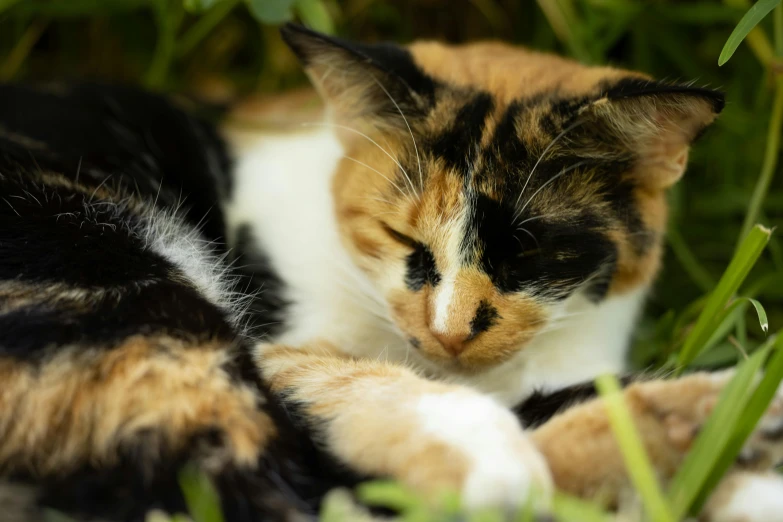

432,331,470,357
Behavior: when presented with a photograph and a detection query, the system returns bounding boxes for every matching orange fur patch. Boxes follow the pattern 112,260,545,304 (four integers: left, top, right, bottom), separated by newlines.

0,336,273,475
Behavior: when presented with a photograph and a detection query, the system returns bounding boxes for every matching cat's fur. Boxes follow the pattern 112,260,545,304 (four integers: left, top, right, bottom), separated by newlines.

1,24,783,522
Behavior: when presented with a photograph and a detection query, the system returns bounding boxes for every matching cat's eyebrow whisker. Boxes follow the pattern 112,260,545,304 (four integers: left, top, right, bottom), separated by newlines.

302,121,414,194
368,196,398,207
515,160,590,220
368,73,423,190
342,155,411,202
516,227,540,248
515,120,584,210
514,213,559,227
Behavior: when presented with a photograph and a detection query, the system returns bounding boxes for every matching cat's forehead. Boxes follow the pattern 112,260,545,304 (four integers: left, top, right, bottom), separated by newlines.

407,41,642,104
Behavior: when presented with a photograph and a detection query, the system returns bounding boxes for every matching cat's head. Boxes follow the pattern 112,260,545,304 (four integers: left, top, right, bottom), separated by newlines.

281,24,723,371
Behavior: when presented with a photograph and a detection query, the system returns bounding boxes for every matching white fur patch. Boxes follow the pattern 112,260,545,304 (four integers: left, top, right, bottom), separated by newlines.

225,128,404,354
417,392,552,509
432,271,456,334
77,196,246,327
710,473,783,522
431,207,469,335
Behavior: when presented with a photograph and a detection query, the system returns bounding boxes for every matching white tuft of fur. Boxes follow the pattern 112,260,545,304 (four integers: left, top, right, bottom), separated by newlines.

81,193,253,330
417,392,552,510
707,472,783,522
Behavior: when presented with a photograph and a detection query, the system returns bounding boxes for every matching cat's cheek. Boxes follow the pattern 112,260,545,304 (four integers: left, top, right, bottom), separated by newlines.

386,289,434,346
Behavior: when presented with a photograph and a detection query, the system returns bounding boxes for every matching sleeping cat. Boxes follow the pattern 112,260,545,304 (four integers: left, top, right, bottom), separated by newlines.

1,22,782,522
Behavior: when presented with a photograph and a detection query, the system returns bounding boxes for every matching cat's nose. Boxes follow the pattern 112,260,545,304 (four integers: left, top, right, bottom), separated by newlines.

431,331,470,357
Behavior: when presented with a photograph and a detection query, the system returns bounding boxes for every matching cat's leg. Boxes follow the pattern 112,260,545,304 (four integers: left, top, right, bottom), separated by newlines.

529,371,783,519
256,341,553,510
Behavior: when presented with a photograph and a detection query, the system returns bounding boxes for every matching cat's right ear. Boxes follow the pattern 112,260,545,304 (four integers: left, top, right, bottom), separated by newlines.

280,24,436,127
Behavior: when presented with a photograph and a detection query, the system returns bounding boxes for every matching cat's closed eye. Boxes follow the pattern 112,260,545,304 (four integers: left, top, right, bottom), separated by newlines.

381,222,418,248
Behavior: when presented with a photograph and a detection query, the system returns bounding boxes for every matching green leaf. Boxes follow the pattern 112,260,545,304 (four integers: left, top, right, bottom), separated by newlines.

183,0,222,12
719,0,781,65
594,374,675,522
667,347,769,518
677,224,771,369
245,0,295,23
745,297,770,333
295,0,334,34
0,0,23,15
689,334,783,512
178,465,225,522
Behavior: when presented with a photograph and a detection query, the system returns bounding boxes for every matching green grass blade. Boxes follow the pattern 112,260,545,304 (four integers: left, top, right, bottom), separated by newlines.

178,465,225,522
551,492,613,522
738,79,783,245
744,297,770,333
719,0,781,65
700,297,768,356
667,347,768,518
689,334,783,512
356,480,425,512
595,374,674,522
677,224,771,370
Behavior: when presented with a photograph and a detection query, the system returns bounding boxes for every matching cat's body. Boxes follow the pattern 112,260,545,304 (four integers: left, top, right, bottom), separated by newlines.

2,25,783,522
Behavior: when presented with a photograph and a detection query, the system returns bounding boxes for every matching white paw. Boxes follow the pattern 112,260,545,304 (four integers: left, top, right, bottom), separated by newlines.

416,392,553,512
707,472,783,522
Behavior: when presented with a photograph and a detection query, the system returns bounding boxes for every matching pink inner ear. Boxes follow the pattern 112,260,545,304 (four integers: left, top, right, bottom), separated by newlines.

636,110,701,189
639,138,690,189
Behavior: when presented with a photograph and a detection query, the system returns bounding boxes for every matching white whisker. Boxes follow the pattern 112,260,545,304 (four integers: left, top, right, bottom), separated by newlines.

517,160,590,218
514,120,584,212
302,121,413,194
516,227,539,247
369,74,423,189
516,213,559,227
342,155,410,201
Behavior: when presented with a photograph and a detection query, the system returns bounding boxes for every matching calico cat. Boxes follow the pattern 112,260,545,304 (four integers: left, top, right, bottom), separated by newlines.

1,23,783,522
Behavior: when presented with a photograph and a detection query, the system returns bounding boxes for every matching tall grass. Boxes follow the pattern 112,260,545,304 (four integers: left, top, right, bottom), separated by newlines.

6,0,783,520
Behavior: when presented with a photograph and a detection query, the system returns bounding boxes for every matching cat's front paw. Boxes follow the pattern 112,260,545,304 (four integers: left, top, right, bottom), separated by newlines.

416,392,553,512
703,471,783,522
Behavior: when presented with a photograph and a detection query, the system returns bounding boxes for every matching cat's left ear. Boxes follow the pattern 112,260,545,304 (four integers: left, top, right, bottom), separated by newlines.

280,23,435,127
580,78,724,189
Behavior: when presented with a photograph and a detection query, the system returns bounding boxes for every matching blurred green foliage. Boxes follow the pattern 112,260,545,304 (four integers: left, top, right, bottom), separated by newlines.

0,0,781,368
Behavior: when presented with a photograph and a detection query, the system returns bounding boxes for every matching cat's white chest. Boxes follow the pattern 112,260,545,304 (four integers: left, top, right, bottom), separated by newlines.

225,128,404,355
225,128,644,407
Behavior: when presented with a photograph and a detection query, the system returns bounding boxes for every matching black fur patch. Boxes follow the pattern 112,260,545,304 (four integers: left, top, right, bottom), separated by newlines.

514,375,636,428
0,280,236,360
602,78,726,113
0,83,232,243
482,101,529,174
405,243,441,291
0,171,172,289
231,224,289,339
280,23,437,116
469,300,499,338
430,93,494,177
469,193,613,298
